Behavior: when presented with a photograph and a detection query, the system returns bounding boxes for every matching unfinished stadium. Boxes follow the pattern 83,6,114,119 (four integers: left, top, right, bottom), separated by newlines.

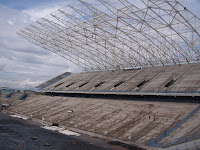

1,0,200,149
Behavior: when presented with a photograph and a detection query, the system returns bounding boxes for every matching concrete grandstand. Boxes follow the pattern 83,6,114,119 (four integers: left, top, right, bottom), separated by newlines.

41,63,200,93
1,0,200,149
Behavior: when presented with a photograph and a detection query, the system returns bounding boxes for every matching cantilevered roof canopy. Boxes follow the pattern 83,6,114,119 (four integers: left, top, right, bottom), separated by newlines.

17,0,200,71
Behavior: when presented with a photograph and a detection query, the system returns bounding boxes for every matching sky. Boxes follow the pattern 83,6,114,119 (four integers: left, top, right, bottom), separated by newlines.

0,0,200,90
0,0,82,90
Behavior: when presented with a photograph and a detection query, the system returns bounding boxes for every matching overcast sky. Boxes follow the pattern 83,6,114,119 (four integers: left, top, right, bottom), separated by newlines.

0,0,82,90
0,0,200,90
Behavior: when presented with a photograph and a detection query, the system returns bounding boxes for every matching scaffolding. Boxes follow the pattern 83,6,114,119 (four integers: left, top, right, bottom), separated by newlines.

17,0,200,72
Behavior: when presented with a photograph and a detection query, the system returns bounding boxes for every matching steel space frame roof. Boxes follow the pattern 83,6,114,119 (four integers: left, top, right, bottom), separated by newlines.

17,0,200,71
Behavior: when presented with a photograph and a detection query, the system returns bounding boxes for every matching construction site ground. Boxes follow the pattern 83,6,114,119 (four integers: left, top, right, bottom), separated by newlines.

1,92,200,149
0,112,130,150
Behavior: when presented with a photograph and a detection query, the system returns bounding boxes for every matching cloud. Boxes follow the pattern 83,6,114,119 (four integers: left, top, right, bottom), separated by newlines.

0,0,70,10
0,64,5,72
23,5,65,21
0,4,81,89
21,0,73,21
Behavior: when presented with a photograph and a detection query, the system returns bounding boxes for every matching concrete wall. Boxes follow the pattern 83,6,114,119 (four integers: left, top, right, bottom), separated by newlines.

43,63,200,93
36,72,71,89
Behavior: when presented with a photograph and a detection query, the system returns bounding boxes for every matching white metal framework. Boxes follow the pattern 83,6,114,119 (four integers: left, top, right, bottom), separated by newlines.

17,0,200,71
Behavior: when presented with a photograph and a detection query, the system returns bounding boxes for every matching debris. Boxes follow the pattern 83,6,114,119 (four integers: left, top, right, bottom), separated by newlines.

104,131,107,135
62,127,66,130
10,115,28,120
52,123,59,126
59,129,81,136
42,126,80,136
44,142,51,146
2,104,9,108
128,136,132,140
31,137,37,140
68,110,73,113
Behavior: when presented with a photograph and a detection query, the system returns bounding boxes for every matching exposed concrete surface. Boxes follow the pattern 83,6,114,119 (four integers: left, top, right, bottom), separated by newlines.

157,138,200,150
36,72,71,89
2,63,200,149
159,108,200,143
42,63,200,93
1,94,199,149
41,90,200,97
